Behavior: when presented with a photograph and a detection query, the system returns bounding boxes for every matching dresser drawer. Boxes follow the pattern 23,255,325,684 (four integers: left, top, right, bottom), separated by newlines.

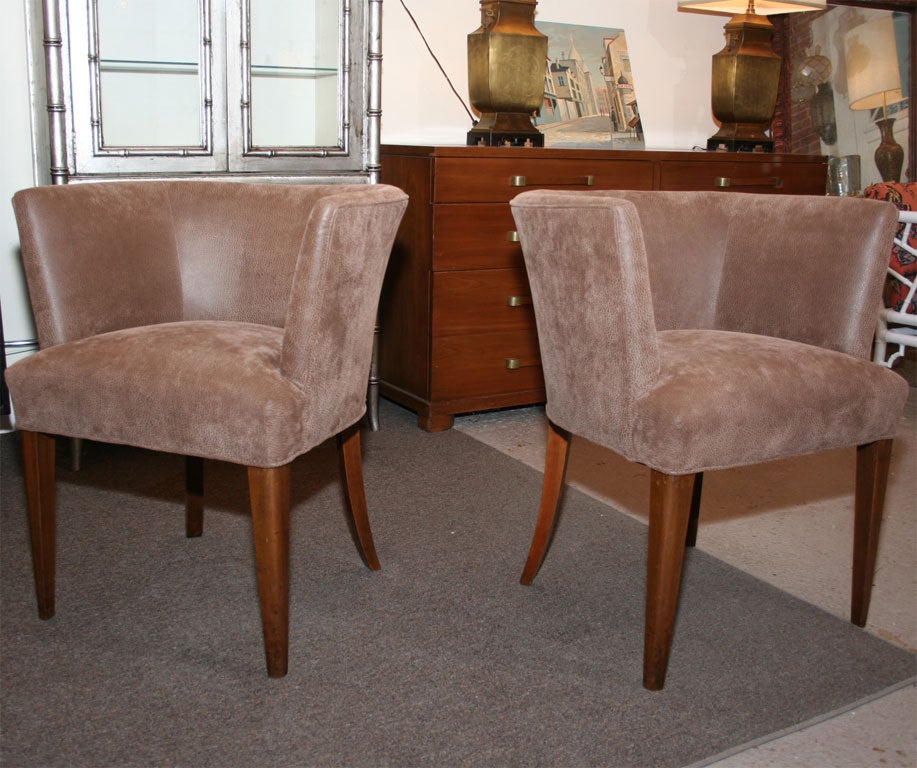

432,269,542,400
433,269,536,336
433,204,523,271
658,159,827,194
433,157,655,203
432,330,542,400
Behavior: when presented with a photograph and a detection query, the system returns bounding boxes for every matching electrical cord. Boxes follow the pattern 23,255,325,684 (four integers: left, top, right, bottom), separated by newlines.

397,0,476,125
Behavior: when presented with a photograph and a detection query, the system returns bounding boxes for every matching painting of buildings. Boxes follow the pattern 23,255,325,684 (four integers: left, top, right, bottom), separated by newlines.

534,21,644,149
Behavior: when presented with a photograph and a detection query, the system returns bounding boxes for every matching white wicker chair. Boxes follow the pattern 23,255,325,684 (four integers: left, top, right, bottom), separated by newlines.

874,209,917,368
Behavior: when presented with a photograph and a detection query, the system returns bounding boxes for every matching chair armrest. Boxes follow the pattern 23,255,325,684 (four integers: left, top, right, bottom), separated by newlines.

510,190,660,439
280,186,407,437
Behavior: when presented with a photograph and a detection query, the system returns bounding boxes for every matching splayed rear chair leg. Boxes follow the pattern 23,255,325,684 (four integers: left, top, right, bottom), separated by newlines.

185,456,204,538
520,421,571,585
338,424,381,571
684,473,703,547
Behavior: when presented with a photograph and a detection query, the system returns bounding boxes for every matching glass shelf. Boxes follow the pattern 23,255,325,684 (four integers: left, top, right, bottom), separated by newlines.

99,59,197,75
99,59,338,79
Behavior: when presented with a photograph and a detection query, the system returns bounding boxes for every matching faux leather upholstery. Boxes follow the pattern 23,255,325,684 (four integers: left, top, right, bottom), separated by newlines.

510,190,908,475
7,181,408,467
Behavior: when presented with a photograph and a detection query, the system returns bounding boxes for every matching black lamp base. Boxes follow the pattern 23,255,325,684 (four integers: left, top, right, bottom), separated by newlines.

467,129,544,147
707,137,774,153
466,112,544,147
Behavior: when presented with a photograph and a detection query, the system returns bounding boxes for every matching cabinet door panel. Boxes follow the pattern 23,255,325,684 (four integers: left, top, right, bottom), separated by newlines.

96,1,202,147
50,0,373,178
68,0,226,174
227,0,365,172
248,0,339,148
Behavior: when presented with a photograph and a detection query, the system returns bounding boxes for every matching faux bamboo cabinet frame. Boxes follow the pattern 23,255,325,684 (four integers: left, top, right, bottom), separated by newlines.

379,145,828,432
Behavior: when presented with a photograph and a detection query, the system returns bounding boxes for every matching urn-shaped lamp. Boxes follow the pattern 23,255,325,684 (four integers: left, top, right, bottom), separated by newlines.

467,0,548,147
677,0,825,152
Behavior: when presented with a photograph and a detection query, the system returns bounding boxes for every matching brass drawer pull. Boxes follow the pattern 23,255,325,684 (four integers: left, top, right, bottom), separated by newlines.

510,175,595,188
505,356,540,370
506,295,533,307
715,176,783,189
507,230,520,242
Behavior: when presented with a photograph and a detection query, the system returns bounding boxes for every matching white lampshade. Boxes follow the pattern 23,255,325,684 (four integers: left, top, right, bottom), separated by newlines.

844,16,904,112
677,0,825,15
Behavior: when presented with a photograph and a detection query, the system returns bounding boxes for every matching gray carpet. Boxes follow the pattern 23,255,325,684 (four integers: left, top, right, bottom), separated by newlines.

1,400,914,768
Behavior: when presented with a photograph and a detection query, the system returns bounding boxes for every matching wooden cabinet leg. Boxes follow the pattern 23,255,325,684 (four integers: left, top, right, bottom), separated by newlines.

851,439,893,627
21,430,56,620
248,464,291,678
644,471,695,691
520,422,571,585
419,411,455,432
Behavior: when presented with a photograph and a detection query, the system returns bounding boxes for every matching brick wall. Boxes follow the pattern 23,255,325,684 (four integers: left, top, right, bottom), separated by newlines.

775,14,825,155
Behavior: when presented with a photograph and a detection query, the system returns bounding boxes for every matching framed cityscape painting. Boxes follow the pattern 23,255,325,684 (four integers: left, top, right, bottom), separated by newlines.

534,20,644,149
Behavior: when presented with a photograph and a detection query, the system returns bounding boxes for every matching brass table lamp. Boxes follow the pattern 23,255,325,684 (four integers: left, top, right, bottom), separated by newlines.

467,0,548,147
678,0,825,152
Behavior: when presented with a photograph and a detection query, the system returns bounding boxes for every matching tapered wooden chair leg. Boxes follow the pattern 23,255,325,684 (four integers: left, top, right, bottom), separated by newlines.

337,424,381,571
851,439,893,627
248,464,291,678
21,430,56,620
185,456,204,538
520,421,572,586
644,471,695,691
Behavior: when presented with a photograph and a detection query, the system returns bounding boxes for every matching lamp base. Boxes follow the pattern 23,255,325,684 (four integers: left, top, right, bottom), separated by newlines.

707,11,780,155
707,136,774,152
874,117,904,183
467,112,544,147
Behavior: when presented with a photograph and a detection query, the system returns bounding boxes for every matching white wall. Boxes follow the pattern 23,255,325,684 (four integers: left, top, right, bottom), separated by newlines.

380,0,726,149
1,0,727,379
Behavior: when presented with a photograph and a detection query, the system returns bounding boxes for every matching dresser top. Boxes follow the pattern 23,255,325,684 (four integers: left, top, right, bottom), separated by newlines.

381,144,827,165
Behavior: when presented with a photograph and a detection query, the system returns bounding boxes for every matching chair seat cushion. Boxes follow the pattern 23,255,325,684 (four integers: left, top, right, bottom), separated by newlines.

628,330,909,474
6,321,313,467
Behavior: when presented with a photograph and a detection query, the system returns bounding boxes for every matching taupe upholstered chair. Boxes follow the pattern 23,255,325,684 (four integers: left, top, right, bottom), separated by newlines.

509,189,908,690
6,180,408,677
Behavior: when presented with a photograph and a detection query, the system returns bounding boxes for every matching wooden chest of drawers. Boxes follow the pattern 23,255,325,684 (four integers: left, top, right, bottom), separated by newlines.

379,144,827,431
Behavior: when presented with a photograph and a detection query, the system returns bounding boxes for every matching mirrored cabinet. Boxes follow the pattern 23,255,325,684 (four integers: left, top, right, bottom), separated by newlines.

35,0,381,182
